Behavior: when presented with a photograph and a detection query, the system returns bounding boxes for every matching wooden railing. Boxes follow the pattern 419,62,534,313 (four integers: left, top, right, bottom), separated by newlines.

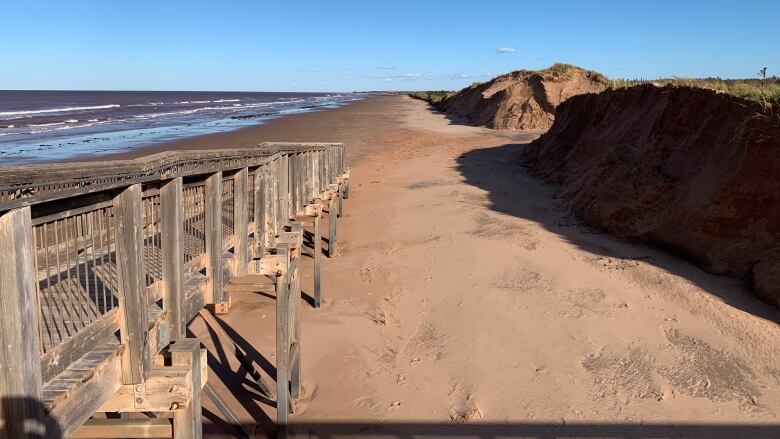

0,142,348,438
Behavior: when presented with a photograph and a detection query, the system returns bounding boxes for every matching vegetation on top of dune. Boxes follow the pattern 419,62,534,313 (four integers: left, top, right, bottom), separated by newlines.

407,91,454,105
409,65,779,111
539,63,609,82
607,70,780,108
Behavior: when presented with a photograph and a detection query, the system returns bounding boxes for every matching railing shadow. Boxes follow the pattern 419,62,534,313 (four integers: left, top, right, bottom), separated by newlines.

0,397,62,438
455,143,780,325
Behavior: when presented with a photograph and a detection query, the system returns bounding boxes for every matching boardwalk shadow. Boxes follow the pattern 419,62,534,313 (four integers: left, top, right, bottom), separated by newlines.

286,421,780,438
455,143,780,324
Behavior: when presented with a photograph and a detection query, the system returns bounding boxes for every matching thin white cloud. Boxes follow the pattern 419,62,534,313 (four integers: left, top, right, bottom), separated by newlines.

359,71,495,82
377,65,396,70
496,47,516,54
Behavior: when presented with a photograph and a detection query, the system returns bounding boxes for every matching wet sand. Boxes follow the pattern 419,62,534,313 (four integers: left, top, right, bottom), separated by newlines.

168,96,780,437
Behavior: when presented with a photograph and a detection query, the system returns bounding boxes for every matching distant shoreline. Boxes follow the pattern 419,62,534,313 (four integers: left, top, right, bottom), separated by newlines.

69,95,383,164
0,91,368,164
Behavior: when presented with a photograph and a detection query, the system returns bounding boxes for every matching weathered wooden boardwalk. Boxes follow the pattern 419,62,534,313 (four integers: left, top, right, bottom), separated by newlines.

0,142,349,438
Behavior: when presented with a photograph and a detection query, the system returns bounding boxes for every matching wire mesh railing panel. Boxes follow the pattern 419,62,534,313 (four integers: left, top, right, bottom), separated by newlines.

142,193,162,288
183,184,206,264
222,177,235,241
32,205,119,354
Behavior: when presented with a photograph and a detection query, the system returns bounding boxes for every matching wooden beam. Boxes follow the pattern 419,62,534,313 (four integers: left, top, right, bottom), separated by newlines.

40,310,120,383
0,206,45,439
47,347,123,437
204,172,224,304
113,184,149,384
70,418,172,438
161,177,185,341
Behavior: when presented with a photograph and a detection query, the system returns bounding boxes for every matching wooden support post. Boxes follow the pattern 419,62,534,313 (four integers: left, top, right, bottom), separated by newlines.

279,155,290,226
113,184,149,385
269,160,278,247
0,207,46,439
233,168,248,276
313,200,322,308
161,177,185,341
275,244,291,432
288,225,302,404
170,339,203,439
328,195,338,258
253,165,267,259
205,172,224,305
290,154,298,218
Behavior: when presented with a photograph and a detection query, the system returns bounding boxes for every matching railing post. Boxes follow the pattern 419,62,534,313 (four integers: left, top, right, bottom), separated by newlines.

313,199,322,308
113,184,149,385
0,206,45,438
253,165,267,259
280,154,290,225
328,191,338,258
269,160,279,246
233,168,248,276
290,154,298,219
161,177,185,341
205,172,224,305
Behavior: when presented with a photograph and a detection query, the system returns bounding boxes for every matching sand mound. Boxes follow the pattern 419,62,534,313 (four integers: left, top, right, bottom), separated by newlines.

439,64,608,130
522,84,780,305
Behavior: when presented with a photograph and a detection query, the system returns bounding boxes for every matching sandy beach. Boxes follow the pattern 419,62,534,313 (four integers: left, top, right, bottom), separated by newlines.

130,95,780,437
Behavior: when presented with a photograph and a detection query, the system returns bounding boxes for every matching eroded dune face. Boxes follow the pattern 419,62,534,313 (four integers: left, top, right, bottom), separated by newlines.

522,84,780,305
440,68,607,130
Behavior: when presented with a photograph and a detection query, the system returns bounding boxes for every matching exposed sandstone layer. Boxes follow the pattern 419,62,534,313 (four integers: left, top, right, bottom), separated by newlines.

439,65,608,130
522,84,780,305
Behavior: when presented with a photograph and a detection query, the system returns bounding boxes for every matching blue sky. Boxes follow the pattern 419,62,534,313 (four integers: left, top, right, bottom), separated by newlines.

1,0,778,92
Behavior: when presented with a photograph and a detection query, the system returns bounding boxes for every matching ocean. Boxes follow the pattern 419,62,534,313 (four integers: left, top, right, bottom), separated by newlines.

0,90,364,163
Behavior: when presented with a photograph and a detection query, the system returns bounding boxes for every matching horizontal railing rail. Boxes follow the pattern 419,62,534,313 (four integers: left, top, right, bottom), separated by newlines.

0,142,344,211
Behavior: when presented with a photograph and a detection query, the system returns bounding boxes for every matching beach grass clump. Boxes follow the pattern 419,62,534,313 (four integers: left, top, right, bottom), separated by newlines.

408,91,454,105
539,63,608,83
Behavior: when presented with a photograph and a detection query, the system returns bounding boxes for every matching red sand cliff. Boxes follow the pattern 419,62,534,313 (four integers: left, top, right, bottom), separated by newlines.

439,65,607,130
521,84,780,305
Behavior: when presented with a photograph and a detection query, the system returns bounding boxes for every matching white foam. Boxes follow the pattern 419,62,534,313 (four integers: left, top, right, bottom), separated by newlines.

0,104,120,117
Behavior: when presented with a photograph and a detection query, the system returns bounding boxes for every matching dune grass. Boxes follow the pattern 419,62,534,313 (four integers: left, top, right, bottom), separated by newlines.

608,77,780,106
408,91,454,104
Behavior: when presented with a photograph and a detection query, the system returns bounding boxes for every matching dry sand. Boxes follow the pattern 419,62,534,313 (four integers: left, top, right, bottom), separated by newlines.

174,96,780,438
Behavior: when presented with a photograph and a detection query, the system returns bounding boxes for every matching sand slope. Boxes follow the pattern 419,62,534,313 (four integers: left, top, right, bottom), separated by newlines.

522,84,780,307
439,66,607,130
188,96,780,438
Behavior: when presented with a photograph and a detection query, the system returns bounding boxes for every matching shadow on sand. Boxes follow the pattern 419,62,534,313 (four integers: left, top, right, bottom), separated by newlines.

454,142,780,325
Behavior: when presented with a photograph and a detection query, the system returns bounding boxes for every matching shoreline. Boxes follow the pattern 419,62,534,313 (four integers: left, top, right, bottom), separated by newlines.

71,95,387,165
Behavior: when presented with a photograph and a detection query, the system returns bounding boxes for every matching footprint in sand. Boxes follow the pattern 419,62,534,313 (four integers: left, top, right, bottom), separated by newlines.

490,267,551,292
